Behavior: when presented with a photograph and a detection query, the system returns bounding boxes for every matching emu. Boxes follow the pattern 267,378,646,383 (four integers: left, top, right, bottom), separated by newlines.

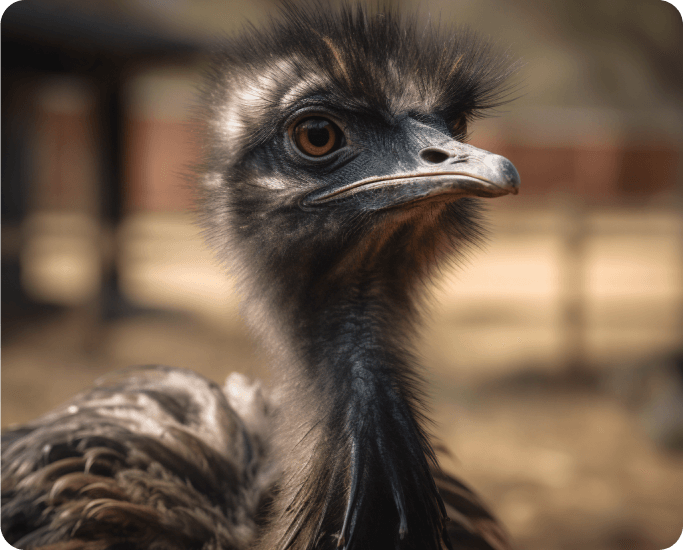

1,4,520,550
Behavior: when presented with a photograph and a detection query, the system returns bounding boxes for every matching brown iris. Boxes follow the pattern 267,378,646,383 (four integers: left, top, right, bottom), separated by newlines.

292,117,343,157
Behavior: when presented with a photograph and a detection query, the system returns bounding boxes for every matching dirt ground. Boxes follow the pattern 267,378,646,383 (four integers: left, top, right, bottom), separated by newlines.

2,304,682,550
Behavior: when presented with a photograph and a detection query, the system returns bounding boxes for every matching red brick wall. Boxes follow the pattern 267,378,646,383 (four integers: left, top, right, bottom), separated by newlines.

125,117,200,212
482,142,680,200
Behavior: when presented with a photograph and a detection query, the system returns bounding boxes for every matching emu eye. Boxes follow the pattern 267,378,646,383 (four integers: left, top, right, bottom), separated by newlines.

291,117,345,157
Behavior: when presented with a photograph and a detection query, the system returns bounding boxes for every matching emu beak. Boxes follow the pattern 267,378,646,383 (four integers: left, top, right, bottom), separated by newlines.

303,142,520,210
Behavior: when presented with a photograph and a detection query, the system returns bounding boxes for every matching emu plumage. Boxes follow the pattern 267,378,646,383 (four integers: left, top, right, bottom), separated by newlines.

2,4,520,550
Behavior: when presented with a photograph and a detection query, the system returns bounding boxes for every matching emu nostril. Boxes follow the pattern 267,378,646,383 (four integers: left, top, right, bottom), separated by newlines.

419,148,450,164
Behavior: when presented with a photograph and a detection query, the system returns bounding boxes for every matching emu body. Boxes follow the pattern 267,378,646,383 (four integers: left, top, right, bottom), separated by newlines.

2,4,520,550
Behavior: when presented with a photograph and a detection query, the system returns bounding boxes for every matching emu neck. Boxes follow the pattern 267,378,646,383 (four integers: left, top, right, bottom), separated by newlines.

260,267,446,550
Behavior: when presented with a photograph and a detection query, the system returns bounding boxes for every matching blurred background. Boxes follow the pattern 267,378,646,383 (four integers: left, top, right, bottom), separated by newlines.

2,0,682,548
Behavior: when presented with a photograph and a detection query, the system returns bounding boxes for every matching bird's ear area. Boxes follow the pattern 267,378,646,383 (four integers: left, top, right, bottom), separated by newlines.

408,111,468,142
446,114,470,142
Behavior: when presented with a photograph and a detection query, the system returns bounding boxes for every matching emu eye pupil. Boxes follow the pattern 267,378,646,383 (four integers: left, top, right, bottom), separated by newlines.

308,126,330,147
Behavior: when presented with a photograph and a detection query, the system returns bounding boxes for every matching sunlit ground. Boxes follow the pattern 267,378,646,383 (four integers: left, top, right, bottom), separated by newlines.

3,205,683,550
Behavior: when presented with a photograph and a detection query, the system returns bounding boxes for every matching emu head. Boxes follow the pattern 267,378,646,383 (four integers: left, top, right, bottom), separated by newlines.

198,4,518,332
